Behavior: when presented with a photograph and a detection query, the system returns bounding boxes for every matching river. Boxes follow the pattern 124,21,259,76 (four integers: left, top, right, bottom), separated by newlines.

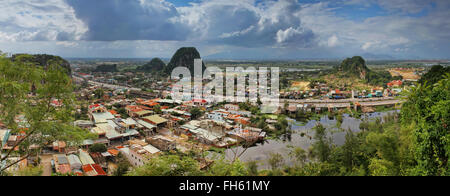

223,110,399,169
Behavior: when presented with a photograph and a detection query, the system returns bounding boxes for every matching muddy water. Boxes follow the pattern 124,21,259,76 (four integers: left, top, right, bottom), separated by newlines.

223,111,398,169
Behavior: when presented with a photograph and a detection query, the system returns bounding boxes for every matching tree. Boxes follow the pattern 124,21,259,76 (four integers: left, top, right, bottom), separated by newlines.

288,146,307,167
368,158,396,176
189,107,203,120
117,107,129,118
341,129,362,173
275,116,289,134
137,58,166,73
93,64,118,72
93,88,105,99
246,161,259,176
89,143,107,153
0,54,94,174
153,105,162,114
418,65,450,85
336,113,343,126
113,152,131,176
267,152,284,171
311,123,333,162
207,158,249,176
127,154,205,176
401,73,450,176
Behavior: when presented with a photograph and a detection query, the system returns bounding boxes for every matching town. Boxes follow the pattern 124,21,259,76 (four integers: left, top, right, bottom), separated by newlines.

1,49,439,176
1,0,449,178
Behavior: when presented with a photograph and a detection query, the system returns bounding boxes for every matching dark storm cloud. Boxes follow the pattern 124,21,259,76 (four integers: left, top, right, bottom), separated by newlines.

65,0,191,41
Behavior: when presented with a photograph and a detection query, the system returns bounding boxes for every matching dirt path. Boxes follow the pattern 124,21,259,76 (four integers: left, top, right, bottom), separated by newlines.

40,155,53,176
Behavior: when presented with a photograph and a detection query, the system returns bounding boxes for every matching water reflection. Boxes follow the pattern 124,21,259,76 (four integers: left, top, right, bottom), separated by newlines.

224,110,398,169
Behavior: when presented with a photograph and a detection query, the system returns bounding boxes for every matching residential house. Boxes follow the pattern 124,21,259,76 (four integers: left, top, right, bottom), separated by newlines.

52,141,66,153
89,104,115,124
67,154,82,171
82,164,107,176
53,154,72,175
224,104,239,111
122,140,161,167
79,149,96,166
136,120,157,137
145,135,176,151
142,115,168,130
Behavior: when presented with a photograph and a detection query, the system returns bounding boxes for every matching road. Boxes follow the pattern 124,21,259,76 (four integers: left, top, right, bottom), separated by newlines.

74,76,401,107
73,76,142,91
40,155,53,176
280,97,397,104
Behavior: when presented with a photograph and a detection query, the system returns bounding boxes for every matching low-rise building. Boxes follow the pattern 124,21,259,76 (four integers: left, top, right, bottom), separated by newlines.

67,154,82,171
53,154,72,175
74,120,94,129
145,135,176,151
52,141,66,153
79,149,95,166
121,140,161,167
224,104,239,111
142,115,168,129
82,164,107,176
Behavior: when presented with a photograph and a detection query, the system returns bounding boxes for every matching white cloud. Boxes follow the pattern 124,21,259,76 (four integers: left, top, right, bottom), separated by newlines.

176,0,316,47
362,42,374,50
0,0,449,59
327,35,338,47
0,0,87,41
298,0,450,57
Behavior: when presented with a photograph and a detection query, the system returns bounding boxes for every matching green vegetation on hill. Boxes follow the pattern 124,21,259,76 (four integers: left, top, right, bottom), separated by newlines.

336,56,393,86
338,56,370,79
418,65,450,85
164,47,206,75
137,58,166,73
11,54,72,75
94,64,118,72
401,73,450,175
365,70,395,87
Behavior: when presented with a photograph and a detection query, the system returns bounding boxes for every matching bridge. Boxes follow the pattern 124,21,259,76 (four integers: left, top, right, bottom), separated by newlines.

281,97,403,110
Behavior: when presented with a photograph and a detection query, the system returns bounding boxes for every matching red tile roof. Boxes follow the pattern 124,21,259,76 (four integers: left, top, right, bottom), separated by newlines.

193,99,207,103
108,149,119,156
82,164,107,176
109,110,118,115
89,104,101,109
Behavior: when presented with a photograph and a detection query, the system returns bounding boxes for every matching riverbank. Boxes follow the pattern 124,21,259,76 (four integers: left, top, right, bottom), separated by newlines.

222,110,399,170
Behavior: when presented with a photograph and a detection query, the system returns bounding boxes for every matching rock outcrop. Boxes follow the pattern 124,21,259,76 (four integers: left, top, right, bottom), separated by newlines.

164,47,206,75
137,58,166,73
338,56,370,80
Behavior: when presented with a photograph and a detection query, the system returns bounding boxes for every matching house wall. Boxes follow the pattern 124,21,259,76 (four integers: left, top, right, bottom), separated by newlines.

127,149,148,167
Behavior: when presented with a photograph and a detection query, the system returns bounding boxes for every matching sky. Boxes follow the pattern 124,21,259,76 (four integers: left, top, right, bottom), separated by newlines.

0,0,449,60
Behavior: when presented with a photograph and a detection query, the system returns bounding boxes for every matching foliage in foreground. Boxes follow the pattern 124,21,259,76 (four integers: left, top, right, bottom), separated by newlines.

0,53,95,174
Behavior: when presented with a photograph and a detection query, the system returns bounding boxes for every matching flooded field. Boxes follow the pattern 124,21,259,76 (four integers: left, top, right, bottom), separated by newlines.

224,111,399,169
